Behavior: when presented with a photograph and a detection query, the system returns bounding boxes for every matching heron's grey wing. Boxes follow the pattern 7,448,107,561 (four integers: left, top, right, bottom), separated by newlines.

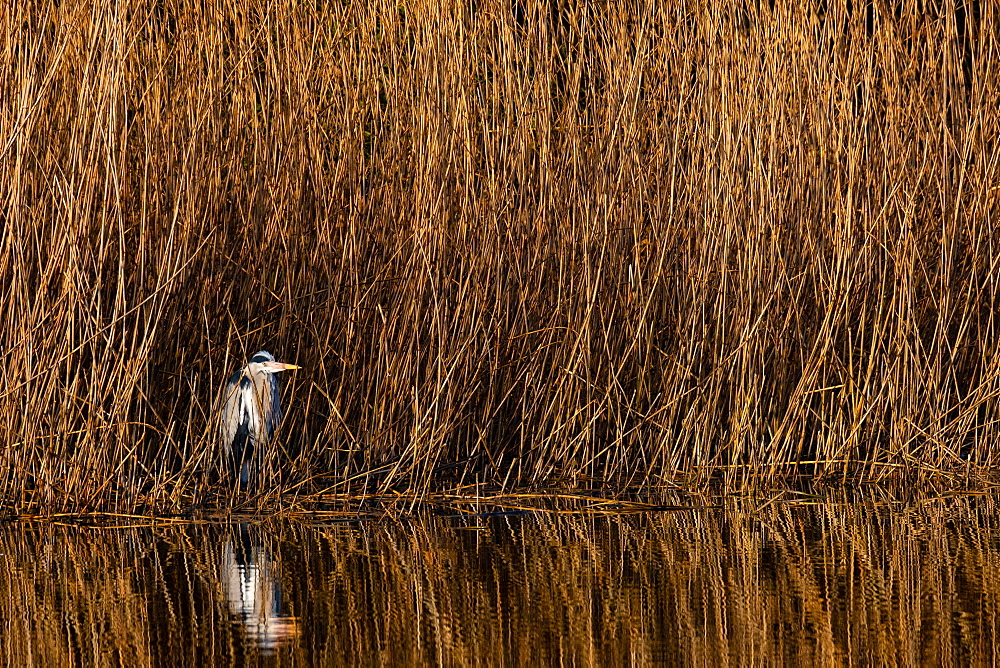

265,374,283,439
220,369,244,455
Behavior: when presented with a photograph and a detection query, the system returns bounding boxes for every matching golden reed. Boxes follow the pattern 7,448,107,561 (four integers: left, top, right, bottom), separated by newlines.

1,1,998,511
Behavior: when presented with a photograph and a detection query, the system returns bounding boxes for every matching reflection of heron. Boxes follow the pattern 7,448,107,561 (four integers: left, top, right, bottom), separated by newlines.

220,351,300,489
223,524,300,652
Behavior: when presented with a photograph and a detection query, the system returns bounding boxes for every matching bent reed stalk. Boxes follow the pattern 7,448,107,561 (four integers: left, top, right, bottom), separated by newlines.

1,1,999,512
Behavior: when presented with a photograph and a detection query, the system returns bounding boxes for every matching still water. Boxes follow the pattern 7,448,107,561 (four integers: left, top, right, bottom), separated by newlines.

2,495,999,666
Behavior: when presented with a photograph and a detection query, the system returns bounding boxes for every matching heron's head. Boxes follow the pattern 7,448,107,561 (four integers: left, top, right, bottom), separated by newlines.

248,350,301,374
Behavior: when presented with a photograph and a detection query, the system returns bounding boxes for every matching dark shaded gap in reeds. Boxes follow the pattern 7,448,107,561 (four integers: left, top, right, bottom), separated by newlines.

2,1,999,512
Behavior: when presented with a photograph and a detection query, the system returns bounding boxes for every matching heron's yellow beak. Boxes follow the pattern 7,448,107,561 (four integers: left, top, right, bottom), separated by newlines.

264,361,301,371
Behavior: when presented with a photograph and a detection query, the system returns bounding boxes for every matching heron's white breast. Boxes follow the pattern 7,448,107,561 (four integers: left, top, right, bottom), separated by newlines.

240,380,263,439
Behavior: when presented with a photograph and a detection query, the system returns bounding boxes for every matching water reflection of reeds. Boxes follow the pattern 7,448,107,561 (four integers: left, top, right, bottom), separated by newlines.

2,496,1000,665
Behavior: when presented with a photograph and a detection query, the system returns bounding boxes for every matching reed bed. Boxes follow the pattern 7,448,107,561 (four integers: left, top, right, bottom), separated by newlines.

1,0,999,512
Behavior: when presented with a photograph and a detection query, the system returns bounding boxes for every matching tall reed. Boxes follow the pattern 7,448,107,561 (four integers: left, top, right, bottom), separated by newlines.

1,1,998,510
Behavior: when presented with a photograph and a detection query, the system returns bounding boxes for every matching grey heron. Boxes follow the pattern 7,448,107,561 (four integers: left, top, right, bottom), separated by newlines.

220,351,300,489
